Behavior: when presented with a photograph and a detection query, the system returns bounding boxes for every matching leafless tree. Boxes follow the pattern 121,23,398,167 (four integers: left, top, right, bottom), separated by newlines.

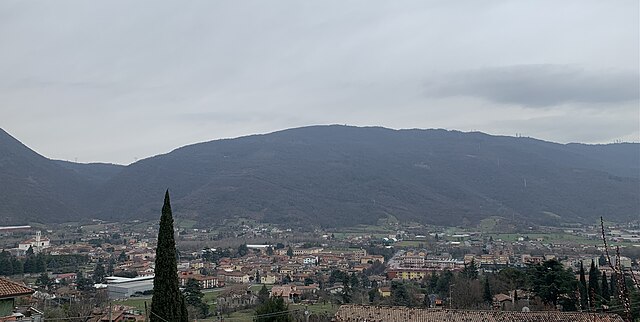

600,217,632,321
451,278,487,309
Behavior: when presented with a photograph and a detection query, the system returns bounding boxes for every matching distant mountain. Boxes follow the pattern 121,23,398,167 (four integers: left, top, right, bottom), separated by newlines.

0,126,638,227
53,160,123,186
0,128,119,223
564,143,640,178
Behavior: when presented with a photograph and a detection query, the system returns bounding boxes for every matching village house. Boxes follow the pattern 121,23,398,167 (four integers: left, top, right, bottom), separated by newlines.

53,273,77,284
387,258,465,280
0,278,37,322
216,292,258,311
179,273,221,289
521,254,545,265
279,266,295,275
270,285,300,303
302,257,318,265
360,255,385,264
378,286,391,297
295,284,319,296
464,254,510,268
326,284,344,295
493,293,513,310
260,274,277,285
220,271,250,284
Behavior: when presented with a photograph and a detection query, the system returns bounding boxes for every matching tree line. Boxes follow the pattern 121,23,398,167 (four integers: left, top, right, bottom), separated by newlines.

313,258,638,319
0,249,89,276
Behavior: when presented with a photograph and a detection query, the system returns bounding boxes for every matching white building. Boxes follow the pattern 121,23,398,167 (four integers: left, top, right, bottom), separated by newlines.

18,231,50,252
106,275,154,299
303,257,318,265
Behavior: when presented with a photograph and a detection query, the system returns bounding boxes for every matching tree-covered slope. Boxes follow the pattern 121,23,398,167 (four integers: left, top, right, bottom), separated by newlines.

0,129,97,223
93,125,639,226
1,126,637,226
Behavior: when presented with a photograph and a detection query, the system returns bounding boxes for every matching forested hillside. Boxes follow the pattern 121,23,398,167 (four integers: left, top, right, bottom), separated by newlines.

1,126,638,227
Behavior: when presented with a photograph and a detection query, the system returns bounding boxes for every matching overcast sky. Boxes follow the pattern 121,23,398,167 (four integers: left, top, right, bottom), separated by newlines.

1,0,638,164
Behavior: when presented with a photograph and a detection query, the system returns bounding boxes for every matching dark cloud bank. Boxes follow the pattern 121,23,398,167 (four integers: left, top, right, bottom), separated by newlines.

424,65,640,107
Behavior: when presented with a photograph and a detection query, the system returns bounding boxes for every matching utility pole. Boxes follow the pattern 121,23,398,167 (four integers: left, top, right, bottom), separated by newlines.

304,305,310,322
144,301,149,322
449,284,455,309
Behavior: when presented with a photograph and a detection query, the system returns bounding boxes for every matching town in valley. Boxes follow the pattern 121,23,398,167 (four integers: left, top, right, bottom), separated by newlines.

1,214,639,321
1,1,638,321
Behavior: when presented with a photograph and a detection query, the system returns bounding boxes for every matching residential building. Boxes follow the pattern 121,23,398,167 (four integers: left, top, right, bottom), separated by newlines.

0,278,36,322
220,271,250,284
303,257,318,265
378,287,391,297
270,285,300,303
179,273,220,289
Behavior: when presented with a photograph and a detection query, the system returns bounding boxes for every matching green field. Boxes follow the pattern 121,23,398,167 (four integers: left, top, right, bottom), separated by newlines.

218,302,338,322
175,219,198,229
223,308,255,321
489,233,573,242
81,224,107,232
291,302,338,316
118,297,149,311
479,217,505,232
249,284,273,292
331,224,395,238
396,240,428,247
118,288,224,313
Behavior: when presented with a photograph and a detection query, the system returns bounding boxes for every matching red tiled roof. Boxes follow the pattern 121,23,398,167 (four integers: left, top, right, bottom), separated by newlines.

335,305,625,322
493,293,512,303
0,278,34,299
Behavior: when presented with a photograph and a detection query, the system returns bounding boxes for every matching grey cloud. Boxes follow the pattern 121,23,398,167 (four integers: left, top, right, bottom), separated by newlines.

424,65,640,107
485,105,640,143
0,1,638,163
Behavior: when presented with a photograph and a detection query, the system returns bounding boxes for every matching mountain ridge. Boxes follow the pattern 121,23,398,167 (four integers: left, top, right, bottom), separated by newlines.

0,125,638,227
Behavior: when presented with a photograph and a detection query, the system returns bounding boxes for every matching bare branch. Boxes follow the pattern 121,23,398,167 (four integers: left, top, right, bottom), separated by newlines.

600,217,631,321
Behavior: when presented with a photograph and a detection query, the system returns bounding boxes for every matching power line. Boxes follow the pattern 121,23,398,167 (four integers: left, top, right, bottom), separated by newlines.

216,308,303,321
602,300,640,310
149,310,170,322
262,309,302,317
39,309,173,322
42,316,95,321
253,308,302,319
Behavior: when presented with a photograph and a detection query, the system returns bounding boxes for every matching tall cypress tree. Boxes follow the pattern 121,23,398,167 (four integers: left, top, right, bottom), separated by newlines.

588,259,600,308
151,190,188,322
483,276,492,304
601,271,609,303
609,273,617,299
579,261,588,308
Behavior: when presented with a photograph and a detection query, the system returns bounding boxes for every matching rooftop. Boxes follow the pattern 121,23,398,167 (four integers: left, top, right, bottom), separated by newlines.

0,278,34,299
334,305,625,322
